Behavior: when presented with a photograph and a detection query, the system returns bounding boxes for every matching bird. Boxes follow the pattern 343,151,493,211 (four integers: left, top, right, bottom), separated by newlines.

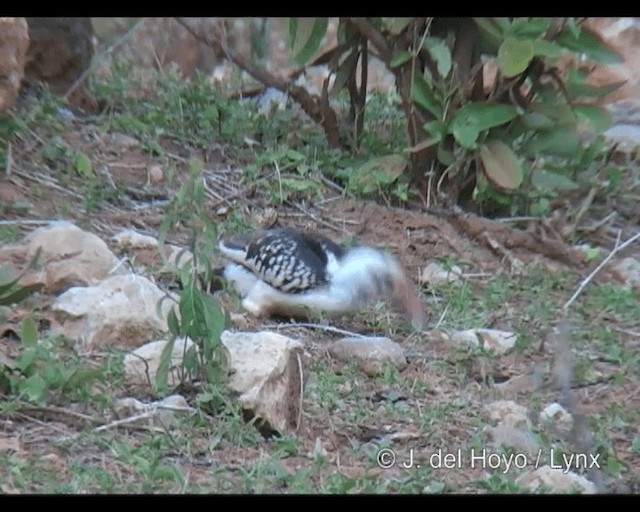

215,227,425,329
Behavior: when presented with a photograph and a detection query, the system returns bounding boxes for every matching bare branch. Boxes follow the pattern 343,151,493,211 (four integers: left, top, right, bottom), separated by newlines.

174,17,343,148
348,18,392,63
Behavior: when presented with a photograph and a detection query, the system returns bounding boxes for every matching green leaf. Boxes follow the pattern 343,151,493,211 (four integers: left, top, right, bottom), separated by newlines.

572,103,613,133
520,112,555,130
201,294,227,343
556,26,623,64
531,168,580,192
531,39,563,59
423,37,452,79
479,139,524,191
473,18,503,52
497,38,534,77
565,69,626,99
528,102,576,125
411,73,443,119
381,18,412,35
331,50,360,96
452,125,480,149
437,145,455,167
390,50,412,69
0,283,43,306
23,374,47,403
0,264,18,288
20,316,38,347
450,102,519,133
167,307,180,336
289,18,329,65
74,151,93,177
492,18,512,34
351,155,408,195
63,368,102,391
523,126,581,157
510,18,552,38
17,346,38,372
155,337,177,393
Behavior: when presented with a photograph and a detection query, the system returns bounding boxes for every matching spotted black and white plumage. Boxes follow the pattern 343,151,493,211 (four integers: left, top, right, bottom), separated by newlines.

218,228,425,329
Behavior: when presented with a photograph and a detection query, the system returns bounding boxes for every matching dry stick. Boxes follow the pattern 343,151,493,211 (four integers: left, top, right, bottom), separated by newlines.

296,352,304,433
174,18,342,149
563,229,640,312
264,322,368,339
63,18,147,100
0,219,57,226
286,200,353,235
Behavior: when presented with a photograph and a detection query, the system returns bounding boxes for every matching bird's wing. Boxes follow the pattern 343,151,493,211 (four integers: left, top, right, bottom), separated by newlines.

218,228,338,293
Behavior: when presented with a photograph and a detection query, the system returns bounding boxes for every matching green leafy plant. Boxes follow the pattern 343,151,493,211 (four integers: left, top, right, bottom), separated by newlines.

0,248,44,307
156,158,231,409
198,17,623,214
4,317,102,405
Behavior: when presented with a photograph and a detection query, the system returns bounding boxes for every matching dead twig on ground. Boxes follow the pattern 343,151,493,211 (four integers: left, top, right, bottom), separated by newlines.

563,229,640,312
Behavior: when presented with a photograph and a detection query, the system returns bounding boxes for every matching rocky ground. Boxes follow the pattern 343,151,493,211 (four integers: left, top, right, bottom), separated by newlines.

0,18,639,494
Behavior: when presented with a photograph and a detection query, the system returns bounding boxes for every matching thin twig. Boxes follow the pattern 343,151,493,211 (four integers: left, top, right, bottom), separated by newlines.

5,141,12,175
286,200,353,235
0,219,59,226
263,322,368,339
12,169,84,200
563,229,640,312
93,411,155,432
16,403,102,425
64,19,147,100
296,352,304,433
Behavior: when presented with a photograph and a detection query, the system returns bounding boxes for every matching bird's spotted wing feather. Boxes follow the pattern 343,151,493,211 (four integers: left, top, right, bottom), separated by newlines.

219,228,343,294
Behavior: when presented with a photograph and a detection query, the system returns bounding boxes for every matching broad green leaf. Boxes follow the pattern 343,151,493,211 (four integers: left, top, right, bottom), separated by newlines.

556,26,623,64
351,155,407,194
63,368,102,391
23,374,46,403
74,151,93,177
20,316,38,347
565,69,626,99
497,38,534,77
424,120,448,139
331,50,360,96
452,125,480,149
492,18,512,34
437,145,455,166
528,102,576,125
201,293,227,342
531,39,563,59
0,283,43,306
411,73,443,119
381,18,412,35
473,18,504,51
520,112,555,130
390,50,412,69
423,37,452,79
450,102,519,133
523,126,581,157
531,168,580,192
17,346,38,372
289,18,329,65
510,18,552,38
572,103,613,133
0,264,17,288
566,18,581,38
479,139,524,191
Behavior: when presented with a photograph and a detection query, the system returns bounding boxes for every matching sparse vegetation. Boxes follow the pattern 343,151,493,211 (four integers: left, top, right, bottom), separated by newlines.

0,17,639,494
